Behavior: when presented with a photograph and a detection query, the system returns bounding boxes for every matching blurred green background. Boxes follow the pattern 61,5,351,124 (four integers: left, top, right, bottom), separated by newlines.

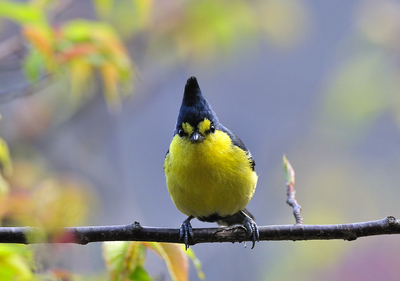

1,0,400,280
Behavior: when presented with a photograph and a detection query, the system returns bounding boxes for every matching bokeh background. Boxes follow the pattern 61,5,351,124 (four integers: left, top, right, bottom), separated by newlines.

1,0,400,280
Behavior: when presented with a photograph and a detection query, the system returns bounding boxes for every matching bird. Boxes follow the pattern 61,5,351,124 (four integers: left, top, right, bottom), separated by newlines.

164,76,259,249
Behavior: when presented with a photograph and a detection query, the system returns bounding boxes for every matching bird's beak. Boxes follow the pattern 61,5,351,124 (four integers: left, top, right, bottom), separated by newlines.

190,131,204,143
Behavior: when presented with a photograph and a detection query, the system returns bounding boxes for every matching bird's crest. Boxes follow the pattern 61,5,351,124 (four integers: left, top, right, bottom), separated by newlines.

175,77,219,134
182,77,202,106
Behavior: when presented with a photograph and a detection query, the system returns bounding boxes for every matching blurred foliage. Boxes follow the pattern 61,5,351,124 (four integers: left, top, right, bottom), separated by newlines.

100,0,153,35
148,0,309,65
0,150,97,280
320,0,400,142
103,241,204,281
0,244,35,281
0,0,310,129
57,20,133,111
103,241,151,281
0,131,12,196
0,0,134,112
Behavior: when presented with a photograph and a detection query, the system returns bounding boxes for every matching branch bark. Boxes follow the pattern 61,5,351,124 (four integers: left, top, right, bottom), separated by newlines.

0,216,399,246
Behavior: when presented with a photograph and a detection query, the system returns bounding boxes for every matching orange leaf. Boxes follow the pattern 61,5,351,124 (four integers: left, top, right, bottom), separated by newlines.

22,25,53,60
145,242,188,281
58,43,99,63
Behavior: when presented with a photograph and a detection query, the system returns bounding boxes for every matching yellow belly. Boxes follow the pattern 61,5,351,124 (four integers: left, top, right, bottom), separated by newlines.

164,130,257,219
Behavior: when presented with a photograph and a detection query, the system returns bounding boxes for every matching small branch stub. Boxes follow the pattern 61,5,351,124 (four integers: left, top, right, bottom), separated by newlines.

283,155,303,224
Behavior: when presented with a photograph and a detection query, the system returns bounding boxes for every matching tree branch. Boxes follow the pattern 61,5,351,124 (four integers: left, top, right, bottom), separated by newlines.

283,155,303,224
0,216,399,246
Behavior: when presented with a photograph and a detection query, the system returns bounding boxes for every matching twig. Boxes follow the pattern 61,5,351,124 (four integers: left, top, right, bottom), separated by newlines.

283,155,303,224
0,36,24,61
0,217,399,246
0,74,52,104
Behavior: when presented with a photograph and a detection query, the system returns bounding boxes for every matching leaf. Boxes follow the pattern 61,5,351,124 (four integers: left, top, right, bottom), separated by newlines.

185,247,205,280
103,242,148,281
0,1,44,24
0,134,11,198
103,241,130,277
0,2,54,70
0,244,34,281
129,266,152,281
68,57,93,103
59,20,134,110
283,154,295,186
145,242,188,281
61,20,119,45
57,43,100,63
23,49,46,81
22,24,55,70
100,62,121,112
0,137,12,178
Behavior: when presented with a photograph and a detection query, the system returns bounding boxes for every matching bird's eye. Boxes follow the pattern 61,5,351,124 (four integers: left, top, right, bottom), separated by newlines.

210,122,215,133
178,129,185,137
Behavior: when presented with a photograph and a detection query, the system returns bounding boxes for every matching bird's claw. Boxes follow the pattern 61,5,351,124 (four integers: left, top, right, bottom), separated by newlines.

243,215,259,249
179,216,193,250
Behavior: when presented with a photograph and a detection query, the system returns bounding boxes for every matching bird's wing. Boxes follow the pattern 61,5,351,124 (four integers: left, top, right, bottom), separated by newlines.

219,124,255,170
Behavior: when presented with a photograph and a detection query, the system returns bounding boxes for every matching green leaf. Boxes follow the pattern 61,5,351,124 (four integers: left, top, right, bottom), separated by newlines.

62,20,114,43
283,154,295,186
103,242,147,281
0,244,34,281
23,49,45,82
185,247,205,280
0,1,44,24
0,137,12,178
129,266,151,281
103,241,130,277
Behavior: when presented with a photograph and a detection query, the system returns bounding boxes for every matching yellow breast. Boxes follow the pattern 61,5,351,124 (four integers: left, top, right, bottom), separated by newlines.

164,130,257,219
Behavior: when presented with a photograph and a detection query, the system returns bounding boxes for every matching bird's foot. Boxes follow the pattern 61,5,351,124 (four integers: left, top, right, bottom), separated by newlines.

179,216,194,250
242,211,259,249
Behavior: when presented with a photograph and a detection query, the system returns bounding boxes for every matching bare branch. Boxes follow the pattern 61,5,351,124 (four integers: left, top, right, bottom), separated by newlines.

0,36,24,61
0,216,399,246
0,75,52,103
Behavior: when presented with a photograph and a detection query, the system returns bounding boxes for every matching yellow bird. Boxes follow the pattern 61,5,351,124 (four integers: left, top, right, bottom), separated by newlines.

164,77,258,249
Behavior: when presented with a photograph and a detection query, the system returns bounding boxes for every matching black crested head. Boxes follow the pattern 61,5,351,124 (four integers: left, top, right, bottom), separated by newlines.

175,77,219,134
182,76,202,106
